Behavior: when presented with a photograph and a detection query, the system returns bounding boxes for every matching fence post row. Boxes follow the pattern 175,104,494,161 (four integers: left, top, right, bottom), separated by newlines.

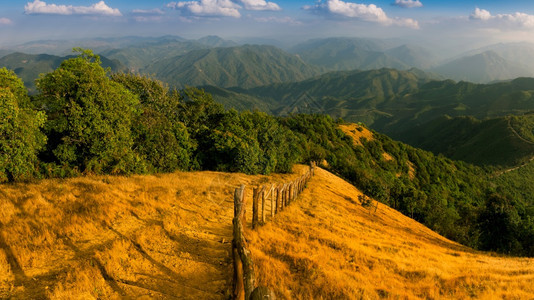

232,163,316,299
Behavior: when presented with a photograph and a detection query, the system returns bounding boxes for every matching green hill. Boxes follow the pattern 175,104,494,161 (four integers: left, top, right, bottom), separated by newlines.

210,68,438,126
99,36,237,71
385,44,440,69
100,40,207,72
142,45,323,89
212,71,534,131
399,115,534,167
291,37,409,71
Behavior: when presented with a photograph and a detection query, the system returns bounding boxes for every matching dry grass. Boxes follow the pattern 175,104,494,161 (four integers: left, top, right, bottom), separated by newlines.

4,162,534,300
247,167,534,299
339,123,374,147
0,169,304,299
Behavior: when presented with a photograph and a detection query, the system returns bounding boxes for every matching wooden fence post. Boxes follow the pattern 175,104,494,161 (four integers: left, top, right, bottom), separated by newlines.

281,184,286,210
275,186,280,214
261,186,266,224
234,185,246,220
252,187,259,229
270,185,274,218
232,185,251,300
289,182,295,204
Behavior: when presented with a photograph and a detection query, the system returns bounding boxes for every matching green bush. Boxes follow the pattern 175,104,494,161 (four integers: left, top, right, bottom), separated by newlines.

0,68,46,182
36,49,141,174
112,73,193,172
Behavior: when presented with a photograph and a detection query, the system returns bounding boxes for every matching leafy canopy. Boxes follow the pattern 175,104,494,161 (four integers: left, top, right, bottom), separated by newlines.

37,49,141,175
0,68,46,182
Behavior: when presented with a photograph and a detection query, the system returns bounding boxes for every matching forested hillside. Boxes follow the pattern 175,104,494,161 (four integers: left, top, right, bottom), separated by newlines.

400,115,534,167
209,69,534,168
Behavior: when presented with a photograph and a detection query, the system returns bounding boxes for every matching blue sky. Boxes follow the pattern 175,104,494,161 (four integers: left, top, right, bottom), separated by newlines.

1,0,534,49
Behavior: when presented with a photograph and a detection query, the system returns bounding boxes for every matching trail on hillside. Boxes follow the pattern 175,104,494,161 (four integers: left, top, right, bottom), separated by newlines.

507,117,534,145
495,118,534,175
0,169,305,299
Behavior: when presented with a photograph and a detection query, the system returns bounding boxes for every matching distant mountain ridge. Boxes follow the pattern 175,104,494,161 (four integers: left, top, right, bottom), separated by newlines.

431,51,532,83
209,68,439,125
143,44,323,89
291,37,408,71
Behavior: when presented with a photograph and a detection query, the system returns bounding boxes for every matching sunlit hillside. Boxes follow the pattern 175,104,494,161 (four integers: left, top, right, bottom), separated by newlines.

247,167,534,299
0,168,306,299
2,149,534,299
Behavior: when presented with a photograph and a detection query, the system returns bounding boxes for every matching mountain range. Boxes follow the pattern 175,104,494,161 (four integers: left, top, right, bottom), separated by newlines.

142,44,322,89
4,36,534,88
290,37,439,71
4,35,534,167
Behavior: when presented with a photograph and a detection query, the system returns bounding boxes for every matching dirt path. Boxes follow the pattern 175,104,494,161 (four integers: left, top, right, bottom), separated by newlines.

494,118,534,176
507,117,534,145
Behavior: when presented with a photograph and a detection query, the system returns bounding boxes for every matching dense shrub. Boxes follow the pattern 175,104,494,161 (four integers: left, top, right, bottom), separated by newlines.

0,68,46,182
36,49,141,174
111,73,193,172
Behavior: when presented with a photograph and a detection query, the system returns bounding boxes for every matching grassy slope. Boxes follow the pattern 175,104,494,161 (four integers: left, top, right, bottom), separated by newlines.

0,169,306,299
3,161,534,299
247,167,534,299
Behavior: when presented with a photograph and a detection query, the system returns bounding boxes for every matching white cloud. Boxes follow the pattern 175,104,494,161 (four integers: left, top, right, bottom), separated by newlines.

24,0,121,16
393,0,422,9
304,0,419,28
166,0,241,18
470,8,534,28
470,8,491,21
238,0,280,11
0,18,12,25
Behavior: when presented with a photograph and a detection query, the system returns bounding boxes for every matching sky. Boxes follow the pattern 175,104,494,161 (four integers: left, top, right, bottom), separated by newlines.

1,0,534,51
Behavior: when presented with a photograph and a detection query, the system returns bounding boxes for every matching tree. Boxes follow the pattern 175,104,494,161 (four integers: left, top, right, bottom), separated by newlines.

479,193,522,254
36,49,141,174
112,73,193,172
0,68,46,182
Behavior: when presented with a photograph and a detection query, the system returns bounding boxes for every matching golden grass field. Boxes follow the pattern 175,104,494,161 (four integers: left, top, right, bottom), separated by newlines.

2,122,534,299
0,169,304,299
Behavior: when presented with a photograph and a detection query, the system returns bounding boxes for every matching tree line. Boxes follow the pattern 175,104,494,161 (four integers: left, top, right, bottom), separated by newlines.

1,49,533,256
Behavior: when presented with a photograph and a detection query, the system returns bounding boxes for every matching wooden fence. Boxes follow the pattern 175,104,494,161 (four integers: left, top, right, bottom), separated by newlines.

232,163,316,299
251,163,315,229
